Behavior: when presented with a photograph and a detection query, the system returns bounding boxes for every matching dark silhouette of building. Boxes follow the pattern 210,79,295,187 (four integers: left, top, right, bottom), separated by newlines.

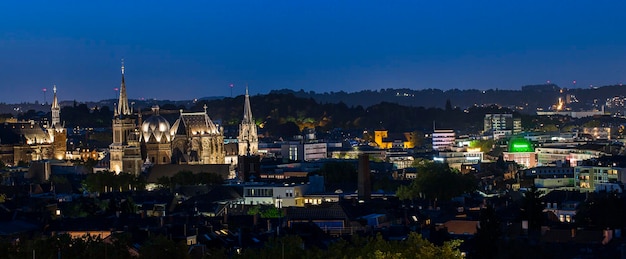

358,154,371,201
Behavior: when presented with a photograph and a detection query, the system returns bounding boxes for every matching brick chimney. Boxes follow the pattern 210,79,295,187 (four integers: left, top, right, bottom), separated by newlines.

358,154,371,201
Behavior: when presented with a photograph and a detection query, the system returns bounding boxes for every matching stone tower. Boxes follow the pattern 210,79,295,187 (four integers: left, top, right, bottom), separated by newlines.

49,85,66,160
109,60,142,175
237,86,258,156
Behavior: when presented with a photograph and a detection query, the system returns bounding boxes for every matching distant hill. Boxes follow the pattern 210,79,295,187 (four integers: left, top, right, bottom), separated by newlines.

10,89,626,140
5,84,626,135
269,84,626,113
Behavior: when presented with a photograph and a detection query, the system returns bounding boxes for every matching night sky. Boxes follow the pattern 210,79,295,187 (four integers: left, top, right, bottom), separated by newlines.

1,1,626,103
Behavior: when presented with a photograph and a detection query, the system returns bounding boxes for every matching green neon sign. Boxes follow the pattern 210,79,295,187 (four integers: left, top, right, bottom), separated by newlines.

509,138,534,152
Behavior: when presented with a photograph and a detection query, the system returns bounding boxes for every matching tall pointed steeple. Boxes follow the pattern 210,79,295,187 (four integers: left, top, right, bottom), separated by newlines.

238,85,258,156
242,85,253,124
117,59,131,117
51,85,60,126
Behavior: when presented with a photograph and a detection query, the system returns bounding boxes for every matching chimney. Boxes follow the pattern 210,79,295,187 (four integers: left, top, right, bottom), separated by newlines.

358,154,371,201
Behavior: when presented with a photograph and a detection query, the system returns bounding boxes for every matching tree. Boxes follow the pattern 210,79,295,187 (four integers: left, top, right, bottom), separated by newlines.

247,205,283,218
323,232,464,259
470,139,495,154
396,161,477,204
409,130,425,148
520,186,544,232
473,205,502,259
156,171,224,191
235,232,465,258
238,235,308,259
83,171,144,193
1,233,133,259
575,192,626,229
139,235,189,259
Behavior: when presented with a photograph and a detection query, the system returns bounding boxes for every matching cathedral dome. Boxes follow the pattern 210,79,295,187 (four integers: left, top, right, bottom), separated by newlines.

141,106,171,143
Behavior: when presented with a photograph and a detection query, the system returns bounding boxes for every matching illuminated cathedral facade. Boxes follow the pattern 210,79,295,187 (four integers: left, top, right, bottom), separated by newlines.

109,61,227,175
140,105,226,166
0,86,67,165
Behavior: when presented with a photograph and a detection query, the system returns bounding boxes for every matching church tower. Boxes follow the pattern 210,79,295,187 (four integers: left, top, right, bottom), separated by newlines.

49,85,66,160
109,60,142,175
237,86,258,156
51,85,60,126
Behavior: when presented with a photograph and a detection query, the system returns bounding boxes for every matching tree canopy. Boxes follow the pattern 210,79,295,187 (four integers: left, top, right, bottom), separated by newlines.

156,170,224,191
575,192,626,229
396,161,476,202
83,171,145,193
235,233,464,259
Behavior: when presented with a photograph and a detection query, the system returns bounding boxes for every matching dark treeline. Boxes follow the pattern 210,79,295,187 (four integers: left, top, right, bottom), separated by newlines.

60,102,114,128
20,93,528,136
187,93,522,135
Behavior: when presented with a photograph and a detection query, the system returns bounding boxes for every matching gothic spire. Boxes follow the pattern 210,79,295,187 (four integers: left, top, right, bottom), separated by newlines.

242,85,253,124
51,85,60,126
117,59,131,117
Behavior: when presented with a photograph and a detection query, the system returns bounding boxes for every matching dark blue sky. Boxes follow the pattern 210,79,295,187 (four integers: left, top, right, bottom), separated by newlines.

1,1,626,103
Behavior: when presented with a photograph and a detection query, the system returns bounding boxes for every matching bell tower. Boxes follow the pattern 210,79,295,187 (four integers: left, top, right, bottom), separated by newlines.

109,60,142,175
237,86,258,156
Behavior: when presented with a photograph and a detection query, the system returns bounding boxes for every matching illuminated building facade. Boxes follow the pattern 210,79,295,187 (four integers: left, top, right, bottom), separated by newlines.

582,127,611,140
140,105,172,165
535,147,604,167
169,105,225,165
502,138,537,169
483,114,522,139
373,130,415,149
434,147,483,170
432,129,455,151
111,61,226,174
0,86,67,165
281,142,327,161
574,166,623,192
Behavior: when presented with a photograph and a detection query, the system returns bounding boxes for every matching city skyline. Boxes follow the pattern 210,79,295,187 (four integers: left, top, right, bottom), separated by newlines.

1,1,626,103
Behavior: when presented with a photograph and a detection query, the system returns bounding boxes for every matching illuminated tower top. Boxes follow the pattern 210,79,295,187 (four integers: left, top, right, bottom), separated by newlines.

238,85,258,156
51,85,60,126
242,85,254,124
117,59,131,117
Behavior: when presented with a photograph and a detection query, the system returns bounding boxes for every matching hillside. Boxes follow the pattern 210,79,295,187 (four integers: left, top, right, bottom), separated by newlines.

271,84,626,113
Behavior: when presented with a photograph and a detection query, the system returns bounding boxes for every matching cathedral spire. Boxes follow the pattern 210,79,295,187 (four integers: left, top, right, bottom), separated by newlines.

117,59,131,117
238,85,258,156
242,85,253,124
51,85,60,126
